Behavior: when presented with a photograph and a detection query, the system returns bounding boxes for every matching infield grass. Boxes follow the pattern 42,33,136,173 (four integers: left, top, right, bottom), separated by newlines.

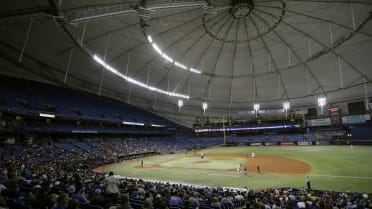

103,145,372,193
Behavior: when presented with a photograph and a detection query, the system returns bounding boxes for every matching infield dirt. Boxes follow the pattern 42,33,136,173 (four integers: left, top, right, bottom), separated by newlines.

128,153,311,175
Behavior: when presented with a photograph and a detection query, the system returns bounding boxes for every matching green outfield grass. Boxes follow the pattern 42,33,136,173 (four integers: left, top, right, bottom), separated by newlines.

103,146,372,193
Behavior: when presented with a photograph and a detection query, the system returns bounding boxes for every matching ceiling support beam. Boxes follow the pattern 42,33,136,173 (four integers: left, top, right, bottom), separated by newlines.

18,19,33,63
286,0,372,6
228,19,239,118
338,56,344,89
253,11,326,96
204,13,234,101
363,78,369,111
268,53,271,72
307,38,312,59
192,13,229,73
306,69,310,96
65,1,206,23
243,18,256,102
63,47,74,84
329,24,334,45
80,21,88,45
98,33,111,96
146,64,151,86
287,46,291,67
254,8,372,79
249,14,289,100
55,8,198,58
257,5,372,38
65,3,138,23
127,84,132,104
125,50,132,76
153,93,157,110
350,3,356,30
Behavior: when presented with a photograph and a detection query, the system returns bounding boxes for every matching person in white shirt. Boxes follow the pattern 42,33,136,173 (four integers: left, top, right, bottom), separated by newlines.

104,171,120,204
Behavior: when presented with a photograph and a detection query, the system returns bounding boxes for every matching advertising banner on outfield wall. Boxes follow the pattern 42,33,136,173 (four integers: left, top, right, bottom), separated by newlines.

342,114,370,124
306,118,331,127
298,141,310,146
280,142,295,146
250,142,262,146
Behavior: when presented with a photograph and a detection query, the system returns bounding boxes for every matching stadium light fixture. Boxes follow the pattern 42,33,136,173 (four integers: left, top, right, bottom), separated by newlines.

175,61,187,70
146,35,202,74
178,99,183,112
202,102,208,116
253,103,260,117
147,35,153,43
93,55,189,99
123,121,144,126
152,43,162,55
161,53,173,63
39,113,55,118
283,102,290,118
189,67,201,74
318,97,326,115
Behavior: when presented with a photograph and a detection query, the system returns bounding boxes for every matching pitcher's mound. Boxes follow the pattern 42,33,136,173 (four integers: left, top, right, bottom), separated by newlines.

195,160,210,163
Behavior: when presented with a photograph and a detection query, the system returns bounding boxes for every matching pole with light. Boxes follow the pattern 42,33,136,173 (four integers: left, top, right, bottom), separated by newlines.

177,99,183,112
254,103,260,118
318,97,326,115
202,102,208,116
283,102,290,119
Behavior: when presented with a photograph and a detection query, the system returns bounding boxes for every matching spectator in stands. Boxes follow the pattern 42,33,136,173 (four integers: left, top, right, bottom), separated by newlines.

143,197,153,209
90,189,105,207
67,198,80,209
110,193,133,209
104,171,120,204
72,186,89,203
211,197,221,209
170,190,183,206
220,194,233,209
52,193,69,209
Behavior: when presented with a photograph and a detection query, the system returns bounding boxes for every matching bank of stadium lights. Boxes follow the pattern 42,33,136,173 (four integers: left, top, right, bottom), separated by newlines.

92,55,189,99
283,102,290,118
318,97,326,115
202,102,208,116
253,103,260,117
147,35,202,74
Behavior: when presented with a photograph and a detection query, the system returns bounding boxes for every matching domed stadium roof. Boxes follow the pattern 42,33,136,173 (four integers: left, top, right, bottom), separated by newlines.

0,0,371,127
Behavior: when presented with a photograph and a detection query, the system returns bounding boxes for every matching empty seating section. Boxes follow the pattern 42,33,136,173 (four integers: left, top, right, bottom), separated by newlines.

0,75,177,127
74,143,92,152
54,143,77,151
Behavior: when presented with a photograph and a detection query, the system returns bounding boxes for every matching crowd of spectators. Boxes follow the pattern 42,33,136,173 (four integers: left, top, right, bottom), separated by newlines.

0,137,371,209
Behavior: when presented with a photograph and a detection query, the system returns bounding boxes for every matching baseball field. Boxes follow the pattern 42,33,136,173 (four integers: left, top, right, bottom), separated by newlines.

98,145,372,193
